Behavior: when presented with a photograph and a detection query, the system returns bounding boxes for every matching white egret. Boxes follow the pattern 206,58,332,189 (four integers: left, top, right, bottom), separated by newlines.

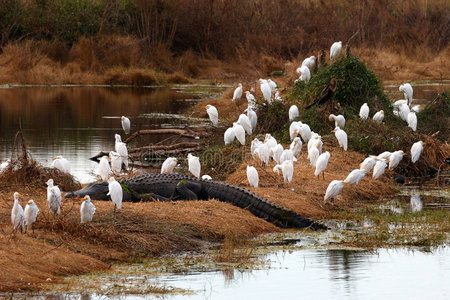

11,192,24,233
80,195,96,223
274,91,283,102
115,134,128,169
255,143,270,165
271,144,284,164
161,157,178,174
201,175,212,180
273,160,294,184
360,156,377,172
109,151,122,174
280,149,297,164
205,105,219,126
224,127,235,145
372,110,384,123
24,199,39,233
264,134,277,149
298,123,312,143
308,146,320,166
0,159,11,173
302,56,315,69
246,91,256,108
259,79,272,104
399,83,413,106
297,66,311,82
289,121,301,141
377,151,392,160
411,105,420,113
330,41,342,60
232,83,243,102
289,105,299,121
315,151,330,179
373,159,387,180
399,103,410,121
359,103,369,120
268,79,277,92
393,99,408,107
107,177,123,212
308,133,322,153
237,114,252,135
388,150,405,170
233,122,246,145
344,169,368,184
411,141,425,163
407,111,417,131
247,166,259,188
324,180,345,201
410,194,423,212
332,127,348,151
245,106,258,130
121,116,131,134
328,114,345,128
97,156,111,181
46,179,61,215
251,138,262,158
51,156,71,173
187,153,201,178
290,137,302,157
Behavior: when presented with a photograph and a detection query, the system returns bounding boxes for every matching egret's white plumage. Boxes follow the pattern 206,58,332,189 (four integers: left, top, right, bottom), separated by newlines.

359,103,369,120
51,156,71,173
107,177,123,211
46,179,61,215
268,79,277,92
373,159,387,180
24,199,39,232
302,56,315,69
388,150,405,170
308,133,322,153
290,137,302,157
407,111,417,131
410,194,423,212
80,195,96,223
201,175,212,180
11,192,24,232
332,127,348,151
298,123,312,143
187,153,201,178
232,83,243,102
0,159,11,173
206,105,219,126
399,103,410,121
289,105,299,121
255,143,270,165
289,121,301,141
315,151,330,178
237,114,252,135
259,79,272,104
372,110,384,123
271,144,284,164
246,106,258,130
246,91,256,108
411,141,424,163
280,149,297,164
274,91,283,102
109,151,122,174
251,138,262,158
344,169,368,184
273,160,294,184
399,83,413,106
264,134,277,150
330,41,342,59
247,166,259,188
297,66,311,82
308,146,320,167
161,157,178,174
377,151,392,160
360,156,377,172
233,122,246,145
328,114,345,128
324,180,345,201
115,134,128,169
121,116,131,134
411,105,420,113
224,127,235,145
97,156,111,181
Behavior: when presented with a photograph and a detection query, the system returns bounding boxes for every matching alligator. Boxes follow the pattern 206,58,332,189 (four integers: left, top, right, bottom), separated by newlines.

66,173,327,230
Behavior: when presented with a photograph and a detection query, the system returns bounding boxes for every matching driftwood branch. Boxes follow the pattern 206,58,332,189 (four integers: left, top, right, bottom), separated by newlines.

124,129,210,144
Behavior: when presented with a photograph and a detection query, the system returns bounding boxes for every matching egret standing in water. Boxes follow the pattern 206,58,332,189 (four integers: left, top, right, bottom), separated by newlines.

187,153,201,178
330,41,342,60
411,141,425,163
247,166,259,188
205,105,219,126
107,177,123,213
24,199,39,233
161,157,178,174
332,127,348,151
359,103,369,120
11,192,24,233
121,116,131,134
46,179,61,215
80,195,96,223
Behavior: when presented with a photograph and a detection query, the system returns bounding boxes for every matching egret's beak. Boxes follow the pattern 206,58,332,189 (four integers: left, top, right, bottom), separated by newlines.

367,171,372,174
175,159,179,162
82,195,88,200
51,157,56,160
343,181,350,184
331,129,336,133
423,142,427,145
17,193,21,196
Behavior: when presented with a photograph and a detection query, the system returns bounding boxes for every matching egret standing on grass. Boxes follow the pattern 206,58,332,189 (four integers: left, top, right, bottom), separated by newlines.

24,199,39,233
121,116,131,134
233,83,243,103
11,192,24,233
233,122,246,145
329,114,345,128
399,83,413,106
259,79,272,104
205,105,219,126
246,107,258,131
297,66,311,82
330,41,342,60
187,153,201,178
332,127,348,151
302,56,315,69
273,160,294,184
372,110,384,123
289,105,299,121
97,156,111,181
46,179,61,215
237,114,252,135
246,91,256,108
411,141,425,163
360,156,377,172
161,157,178,174
373,159,387,180
290,137,302,157
344,169,368,184
324,180,346,202
247,166,259,188
359,103,369,120
407,111,417,131
224,127,235,145
388,150,405,170
315,151,330,179
80,195,96,223
107,177,122,213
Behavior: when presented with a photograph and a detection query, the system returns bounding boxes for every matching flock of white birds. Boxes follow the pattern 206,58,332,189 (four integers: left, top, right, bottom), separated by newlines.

8,41,426,233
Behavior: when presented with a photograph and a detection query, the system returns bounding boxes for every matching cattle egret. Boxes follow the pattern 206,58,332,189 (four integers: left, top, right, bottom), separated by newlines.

289,105,299,121
373,159,387,180
233,122,246,145
255,143,271,165
233,83,243,102
224,127,235,145
268,79,277,92
324,180,345,201
273,160,294,184
51,156,71,173
11,192,24,233
121,116,131,134
377,151,392,160
399,83,413,106
410,194,423,212
344,169,368,184
407,111,417,131
24,199,39,233
328,114,345,128
332,127,348,151
411,141,424,163
247,166,259,188
246,106,258,130
201,175,212,180
389,150,405,170
297,66,311,82
302,56,315,69
315,151,330,179
246,91,256,108
399,103,410,121
372,110,384,123
289,121,301,141
330,41,342,59
97,156,111,181
360,156,377,172
237,114,252,135
251,138,262,158
280,149,297,164
161,157,178,174
259,79,272,104
115,134,128,169
80,195,96,223
308,146,320,166
271,144,284,164
359,103,369,120
298,123,312,143
290,137,302,157
107,177,123,212
206,105,219,126
187,153,201,178
109,151,122,174
264,134,277,149
46,179,61,215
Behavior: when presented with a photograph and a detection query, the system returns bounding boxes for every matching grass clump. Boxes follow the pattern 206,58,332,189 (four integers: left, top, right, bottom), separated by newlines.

417,91,450,141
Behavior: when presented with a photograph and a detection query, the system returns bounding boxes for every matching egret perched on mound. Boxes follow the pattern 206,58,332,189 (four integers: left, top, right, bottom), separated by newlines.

24,199,39,233
332,127,348,151
377,151,392,160
328,114,345,128
289,105,299,121
308,133,322,154
398,103,410,121
233,122,246,145
373,159,387,180
0,159,11,173
121,116,131,134
271,144,284,164
360,156,377,172
268,79,277,92
161,157,178,174
359,103,369,120
289,121,301,141
372,110,384,123
187,153,201,178
205,105,219,126
247,166,259,188
302,56,315,69
251,138,262,158
407,111,417,131
388,150,405,170
315,151,330,179
298,123,312,143
237,114,252,135
330,41,342,60
255,143,270,165
399,83,413,106
259,79,272,104
107,177,123,213
46,179,61,215
232,83,243,102
80,195,96,224
411,141,425,163
344,169,368,184
115,134,128,169
11,192,24,233
97,156,111,181
280,149,297,164
109,151,122,174
245,106,257,130
51,156,71,174
308,146,320,167
201,175,212,180
296,66,311,82
273,160,294,184
290,137,302,157
224,127,235,145
324,180,345,202
264,134,277,149
246,91,256,108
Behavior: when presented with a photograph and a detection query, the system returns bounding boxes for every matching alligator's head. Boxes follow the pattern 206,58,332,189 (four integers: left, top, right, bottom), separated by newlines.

65,181,111,200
